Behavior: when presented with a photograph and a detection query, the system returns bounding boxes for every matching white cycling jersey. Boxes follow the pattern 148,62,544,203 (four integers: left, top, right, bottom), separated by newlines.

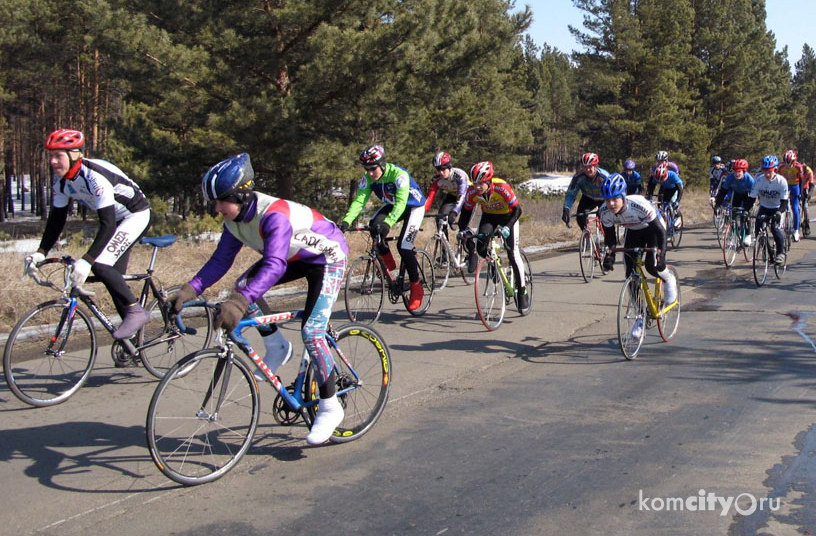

52,158,148,221
598,195,664,231
749,172,789,210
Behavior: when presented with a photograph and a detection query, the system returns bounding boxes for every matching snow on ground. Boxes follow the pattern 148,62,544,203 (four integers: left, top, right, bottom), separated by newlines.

517,173,573,195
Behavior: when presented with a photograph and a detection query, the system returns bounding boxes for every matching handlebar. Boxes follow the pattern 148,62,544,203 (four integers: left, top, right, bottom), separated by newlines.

24,256,95,297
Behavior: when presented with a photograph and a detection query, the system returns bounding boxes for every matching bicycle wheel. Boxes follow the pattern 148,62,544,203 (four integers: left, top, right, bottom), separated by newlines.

402,249,435,316
578,231,594,282
657,266,681,341
3,301,98,407
753,232,769,287
722,224,738,267
146,348,259,486
474,258,506,331
455,239,475,286
139,285,214,379
672,209,683,248
516,252,534,316
595,227,608,275
344,256,385,324
427,235,450,291
617,276,646,360
304,323,391,443
714,206,726,233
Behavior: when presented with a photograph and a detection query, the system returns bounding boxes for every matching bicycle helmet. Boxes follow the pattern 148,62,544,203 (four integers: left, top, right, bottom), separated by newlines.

656,150,669,162
601,173,627,199
45,129,85,151
784,149,797,165
624,159,636,170
761,155,779,169
711,155,722,165
432,151,452,170
726,159,735,172
733,159,749,172
581,152,600,167
201,152,255,202
655,163,669,181
470,161,494,184
359,144,386,170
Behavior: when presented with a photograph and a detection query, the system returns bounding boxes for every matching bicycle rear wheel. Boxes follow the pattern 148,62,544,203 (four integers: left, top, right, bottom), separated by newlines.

427,235,450,291
617,276,646,360
4,301,97,407
402,249,435,316
139,285,214,379
344,256,385,324
753,232,769,287
146,348,259,486
722,224,738,267
474,258,506,331
305,324,391,443
657,266,681,341
578,231,594,282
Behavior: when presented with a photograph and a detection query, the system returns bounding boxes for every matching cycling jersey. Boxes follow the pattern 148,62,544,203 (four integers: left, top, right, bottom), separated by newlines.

51,158,149,220
709,165,728,194
622,170,643,195
424,167,470,213
462,178,520,215
191,192,349,304
718,172,755,196
750,173,789,210
778,162,809,187
598,195,663,231
647,170,684,202
564,167,610,209
342,162,425,228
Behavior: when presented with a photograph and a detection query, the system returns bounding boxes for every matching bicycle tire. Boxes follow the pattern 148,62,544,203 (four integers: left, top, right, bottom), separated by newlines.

344,255,385,325
456,239,475,286
617,275,646,360
753,232,769,287
595,226,608,275
672,208,683,248
578,231,594,282
722,224,738,267
474,257,506,331
427,235,450,291
304,323,391,443
516,252,534,316
139,285,214,379
146,348,259,486
4,301,98,407
402,249,435,316
657,266,681,341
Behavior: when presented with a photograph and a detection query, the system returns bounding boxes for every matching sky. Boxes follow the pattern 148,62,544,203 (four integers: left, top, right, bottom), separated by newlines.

521,0,813,65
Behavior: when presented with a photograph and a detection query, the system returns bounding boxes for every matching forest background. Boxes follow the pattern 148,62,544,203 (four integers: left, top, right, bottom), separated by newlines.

1,0,815,224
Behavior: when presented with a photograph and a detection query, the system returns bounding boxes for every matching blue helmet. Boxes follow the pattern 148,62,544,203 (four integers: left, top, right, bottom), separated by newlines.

201,153,254,202
624,159,636,170
761,154,779,170
602,173,627,199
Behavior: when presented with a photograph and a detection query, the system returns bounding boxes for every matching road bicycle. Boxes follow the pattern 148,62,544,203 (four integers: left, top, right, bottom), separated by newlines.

577,209,608,282
659,201,684,249
343,227,434,324
612,247,680,360
722,207,752,267
472,231,533,331
752,215,787,287
3,235,214,407
423,214,474,290
146,310,391,485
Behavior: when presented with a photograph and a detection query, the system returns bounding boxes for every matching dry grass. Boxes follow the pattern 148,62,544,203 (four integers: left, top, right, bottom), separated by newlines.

0,189,713,331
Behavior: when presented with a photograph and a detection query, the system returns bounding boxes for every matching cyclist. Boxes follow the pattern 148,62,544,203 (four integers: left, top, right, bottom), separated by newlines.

621,159,643,195
338,145,427,311
168,153,349,446
25,129,152,345
778,149,813,241
714,158,756,246
423,151,470,236
562,152,609,230
649,150,680,179
749,155,789,265
598,174,678,337
708,155,728,203
646,163,684,208
457,161,529,311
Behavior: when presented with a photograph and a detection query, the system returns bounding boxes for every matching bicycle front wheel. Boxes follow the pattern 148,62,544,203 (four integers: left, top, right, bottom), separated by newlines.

474,258,506,331
344,256,385,325
146,349,260,486
139,285,214,379
617,276,646,360
722,224,738,267
578,231,594,282
402,249,435,316
657,266,681,341
4,301,98,407
305,323,391,443
427,235,450,291
753,232,769,287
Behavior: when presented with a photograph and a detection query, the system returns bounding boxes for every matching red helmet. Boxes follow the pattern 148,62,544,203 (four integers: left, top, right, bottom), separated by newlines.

470,161,494,184
784,149,797,165
433,151,452,169
45,129,84,151
581,152,599,167
655,163,669,181
733,159,749,172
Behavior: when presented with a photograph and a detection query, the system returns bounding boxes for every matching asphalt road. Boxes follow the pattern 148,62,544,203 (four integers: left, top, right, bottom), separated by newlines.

2,225,816,536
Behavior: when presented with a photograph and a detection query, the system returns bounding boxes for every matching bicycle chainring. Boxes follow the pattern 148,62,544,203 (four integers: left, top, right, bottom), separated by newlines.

110,341,139,368
272,383,301,426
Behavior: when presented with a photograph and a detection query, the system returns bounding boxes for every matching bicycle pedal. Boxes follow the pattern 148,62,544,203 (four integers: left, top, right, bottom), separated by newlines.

113,355,139,368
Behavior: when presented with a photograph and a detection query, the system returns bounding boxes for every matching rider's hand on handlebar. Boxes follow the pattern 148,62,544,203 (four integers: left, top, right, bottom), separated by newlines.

561,207,571,228
23,252,44,277
338,221,350,233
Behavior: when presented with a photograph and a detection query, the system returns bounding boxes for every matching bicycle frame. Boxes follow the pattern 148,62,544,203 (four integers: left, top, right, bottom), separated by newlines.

614,248,678,319
481,233,515,298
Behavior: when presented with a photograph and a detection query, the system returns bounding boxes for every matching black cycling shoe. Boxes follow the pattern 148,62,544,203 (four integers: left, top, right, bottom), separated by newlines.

467,252,478,273
517,291,530,313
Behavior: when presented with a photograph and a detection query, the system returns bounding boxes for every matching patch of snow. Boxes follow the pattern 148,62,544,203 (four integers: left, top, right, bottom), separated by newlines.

518,173,573,195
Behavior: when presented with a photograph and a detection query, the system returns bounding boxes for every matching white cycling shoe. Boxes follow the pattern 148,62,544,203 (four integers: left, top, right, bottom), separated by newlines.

306,395,344,445
254,331,293,382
